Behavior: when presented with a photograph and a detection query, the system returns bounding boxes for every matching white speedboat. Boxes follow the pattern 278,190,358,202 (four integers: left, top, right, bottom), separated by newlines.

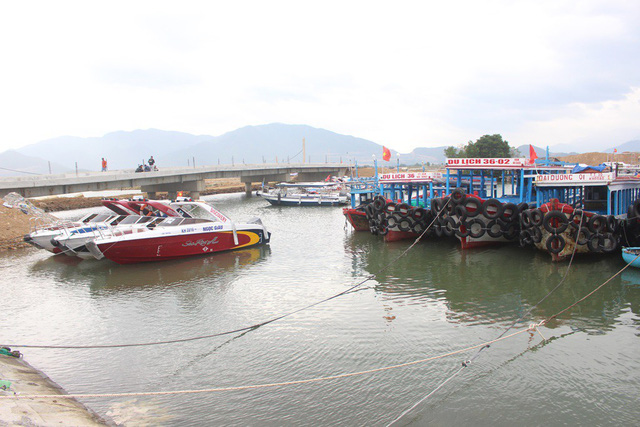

86,200,271,264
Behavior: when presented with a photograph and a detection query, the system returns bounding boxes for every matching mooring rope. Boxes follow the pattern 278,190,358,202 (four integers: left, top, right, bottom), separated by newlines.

2,256,632,402
1,200,450,350
386,246,640,426
0,327,529,400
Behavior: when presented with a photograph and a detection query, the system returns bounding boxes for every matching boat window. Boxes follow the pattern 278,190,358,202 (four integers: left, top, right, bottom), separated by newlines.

156,217,184,227
118,215,143,225
584,185,607,212
136,216,155,224
81,214,98,223
109,215,127,225
90,214,112,223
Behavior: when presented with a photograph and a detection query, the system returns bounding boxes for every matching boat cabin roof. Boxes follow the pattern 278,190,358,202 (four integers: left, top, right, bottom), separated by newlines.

169,201,230,223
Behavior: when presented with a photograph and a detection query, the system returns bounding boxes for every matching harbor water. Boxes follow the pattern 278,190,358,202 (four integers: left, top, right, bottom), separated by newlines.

2,193,639,426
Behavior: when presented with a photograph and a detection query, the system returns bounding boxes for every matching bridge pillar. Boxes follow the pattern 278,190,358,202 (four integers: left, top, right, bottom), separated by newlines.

244,182,252,196
141,180,205,200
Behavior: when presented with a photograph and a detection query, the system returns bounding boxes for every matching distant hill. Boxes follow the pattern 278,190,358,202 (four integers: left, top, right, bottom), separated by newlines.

0,150,71,177
172,124,387,165
16,129,214,170
4,124,640,175
604,139,640,153
398,146,449,165
515,145,578,159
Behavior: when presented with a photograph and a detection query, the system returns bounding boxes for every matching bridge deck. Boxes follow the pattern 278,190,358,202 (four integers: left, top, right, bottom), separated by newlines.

0,163,349,198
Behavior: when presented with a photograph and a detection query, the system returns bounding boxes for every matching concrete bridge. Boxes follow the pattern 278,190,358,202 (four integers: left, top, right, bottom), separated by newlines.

0,163,349,199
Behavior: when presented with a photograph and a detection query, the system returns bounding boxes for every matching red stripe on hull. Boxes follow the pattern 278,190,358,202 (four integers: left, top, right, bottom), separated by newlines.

98,230,264,264
343,208,369,231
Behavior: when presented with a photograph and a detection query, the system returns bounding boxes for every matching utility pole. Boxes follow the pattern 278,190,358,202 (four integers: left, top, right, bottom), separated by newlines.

303,138,306,164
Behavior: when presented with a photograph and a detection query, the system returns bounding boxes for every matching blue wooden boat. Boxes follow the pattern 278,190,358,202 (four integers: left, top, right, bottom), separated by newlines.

621,247,640,267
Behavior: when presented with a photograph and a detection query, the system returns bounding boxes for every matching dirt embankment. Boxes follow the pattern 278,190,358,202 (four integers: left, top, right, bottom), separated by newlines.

557,152,640,165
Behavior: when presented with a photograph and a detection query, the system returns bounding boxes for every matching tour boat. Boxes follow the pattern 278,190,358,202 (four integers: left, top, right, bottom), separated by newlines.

520,170,640,261
343,207,370,231
86,200,271,264
258,182,348,206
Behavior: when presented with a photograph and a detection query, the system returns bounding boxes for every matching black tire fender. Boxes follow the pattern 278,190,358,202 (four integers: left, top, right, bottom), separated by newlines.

588,215,606,233
450,188,466,204
463,197,482,218
487,219,503,238
442,216,457,237
466,218,485,238
543,211,569,234
546,234,566,254
482,199,503,219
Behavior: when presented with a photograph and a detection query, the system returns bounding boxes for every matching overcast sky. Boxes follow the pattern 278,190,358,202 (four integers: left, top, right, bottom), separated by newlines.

1,1,639,153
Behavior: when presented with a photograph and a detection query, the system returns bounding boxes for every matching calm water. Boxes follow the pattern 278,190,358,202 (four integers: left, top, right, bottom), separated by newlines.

2,193,639,426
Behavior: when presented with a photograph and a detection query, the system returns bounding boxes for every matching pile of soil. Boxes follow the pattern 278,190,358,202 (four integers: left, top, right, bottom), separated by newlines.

557,152,640,165
0,204,37,251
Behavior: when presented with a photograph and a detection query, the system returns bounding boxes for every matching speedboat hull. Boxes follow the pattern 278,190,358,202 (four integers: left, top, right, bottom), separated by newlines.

88,228,270,264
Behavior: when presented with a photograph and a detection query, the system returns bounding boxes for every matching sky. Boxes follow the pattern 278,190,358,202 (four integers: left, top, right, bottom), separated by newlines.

1,0,639,153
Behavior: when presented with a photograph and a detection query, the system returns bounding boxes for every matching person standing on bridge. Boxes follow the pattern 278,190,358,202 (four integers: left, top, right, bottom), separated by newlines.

101,158,107,172
148,156,155,170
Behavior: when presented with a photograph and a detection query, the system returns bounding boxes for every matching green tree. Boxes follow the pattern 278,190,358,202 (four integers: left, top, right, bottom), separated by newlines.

445,134,512,158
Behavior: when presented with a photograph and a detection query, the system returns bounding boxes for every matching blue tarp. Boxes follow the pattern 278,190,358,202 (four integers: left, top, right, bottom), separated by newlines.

571,163,607,173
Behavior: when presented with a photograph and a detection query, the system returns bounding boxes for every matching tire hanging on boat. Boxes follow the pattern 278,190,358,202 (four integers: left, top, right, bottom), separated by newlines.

434,218,444,237
530,226,542,243
411,207,427,221
454,204,468,222
588,215,606,233
546,234,566,254
574,227,591,246
396,203,411,217
522,210,534,228
482,199,503,220
465,218,485,239
502,221,519,240
442,217,456,237
384,202,397,214
600,232,619,253
486,219,503,238
463,197,482,218
398,217,413,232
501,203,518,223
543,211,569,234
530,209,544,227
587,233,603,252
450,188,466,205
521,229,533,245
372,196,386,212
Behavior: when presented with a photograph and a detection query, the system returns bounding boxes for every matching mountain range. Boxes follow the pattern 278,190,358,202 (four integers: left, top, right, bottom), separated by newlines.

1,123,639,176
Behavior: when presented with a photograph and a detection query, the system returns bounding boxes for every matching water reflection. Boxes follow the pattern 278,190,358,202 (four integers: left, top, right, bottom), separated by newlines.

344,233,640,331
30,246,271,294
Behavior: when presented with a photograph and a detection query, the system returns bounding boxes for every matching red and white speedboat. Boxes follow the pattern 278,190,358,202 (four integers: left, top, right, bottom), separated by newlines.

86,200,271,264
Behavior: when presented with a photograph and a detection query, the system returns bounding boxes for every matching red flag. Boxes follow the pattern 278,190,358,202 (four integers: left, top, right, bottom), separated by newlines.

529,144,538,164
382,146,391,161
325,174,331,182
